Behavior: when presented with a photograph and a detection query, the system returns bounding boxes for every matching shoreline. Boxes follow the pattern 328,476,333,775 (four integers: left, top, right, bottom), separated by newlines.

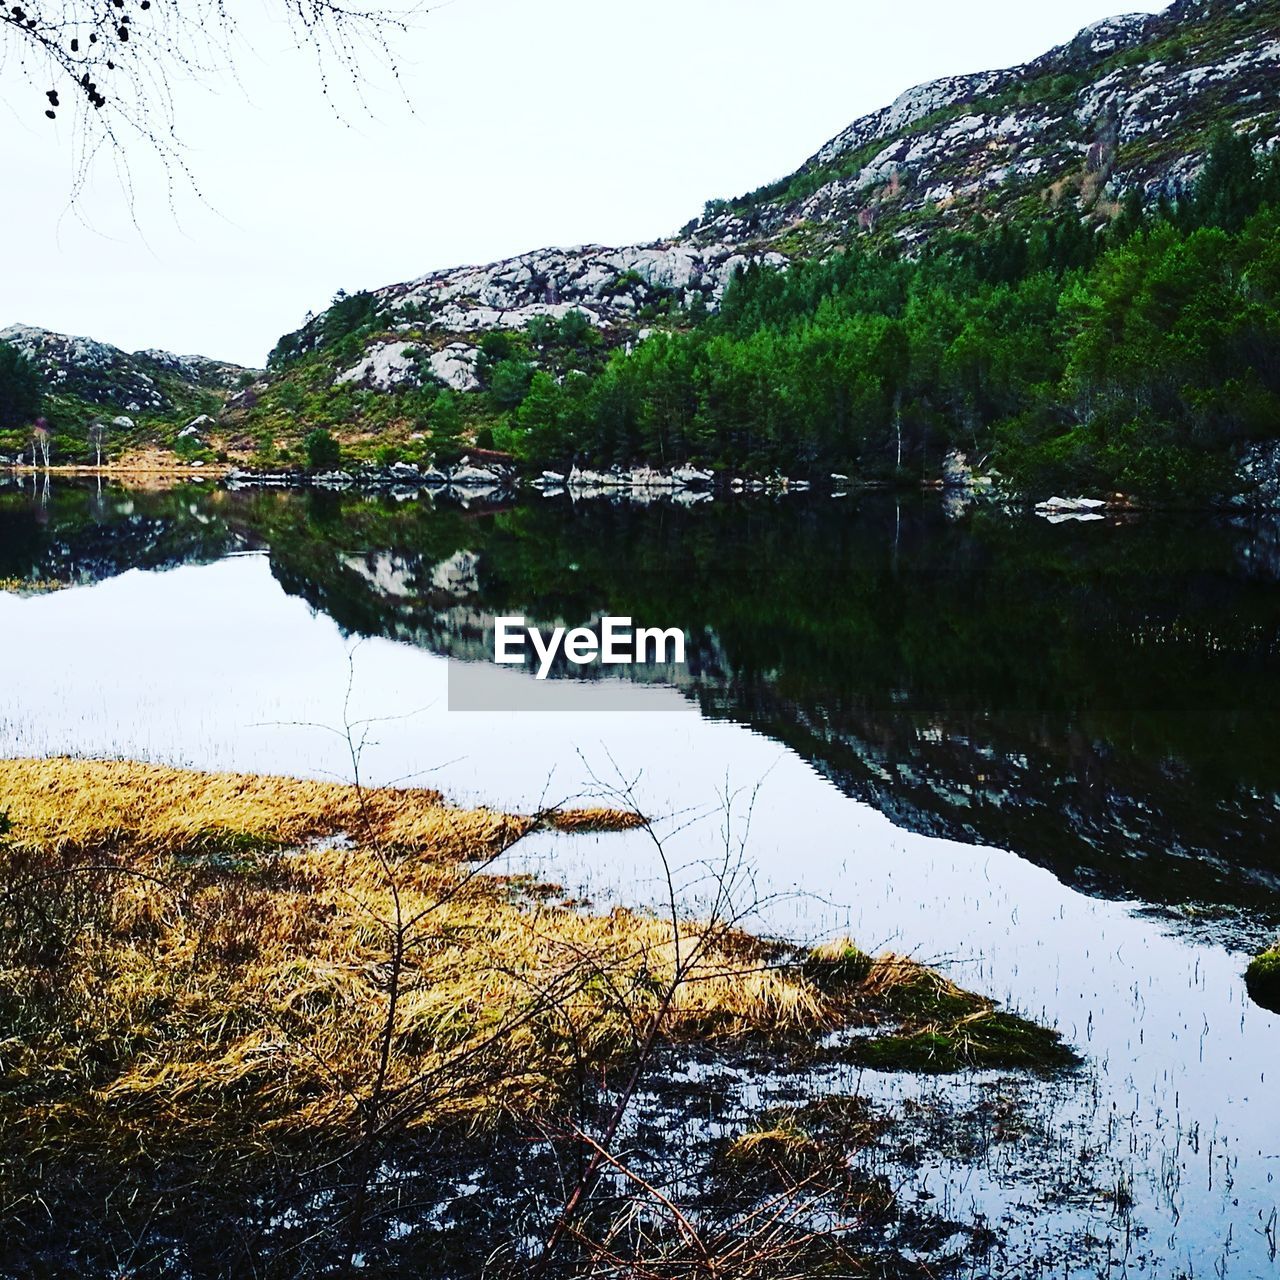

9,462,1272,515
1,460,1147,513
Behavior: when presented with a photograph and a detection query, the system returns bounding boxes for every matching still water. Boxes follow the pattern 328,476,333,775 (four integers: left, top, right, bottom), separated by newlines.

1,478,1278,1276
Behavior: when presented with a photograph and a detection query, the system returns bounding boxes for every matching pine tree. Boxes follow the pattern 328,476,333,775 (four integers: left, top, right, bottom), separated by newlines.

0,342,42,430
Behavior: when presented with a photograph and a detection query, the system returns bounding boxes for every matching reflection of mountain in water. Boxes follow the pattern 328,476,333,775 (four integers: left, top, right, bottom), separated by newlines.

5,481,1278,932
0,478,246,585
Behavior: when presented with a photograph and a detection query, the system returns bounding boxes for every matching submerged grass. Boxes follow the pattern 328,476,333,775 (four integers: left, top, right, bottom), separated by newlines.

840,954,1080,1072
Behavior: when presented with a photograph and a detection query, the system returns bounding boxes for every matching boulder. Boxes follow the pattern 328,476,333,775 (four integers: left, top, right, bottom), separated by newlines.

335,342,420,392
449,464,506,487
427,344,481,393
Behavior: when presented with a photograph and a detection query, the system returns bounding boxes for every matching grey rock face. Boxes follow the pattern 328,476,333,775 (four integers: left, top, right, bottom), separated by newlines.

372,242,786,342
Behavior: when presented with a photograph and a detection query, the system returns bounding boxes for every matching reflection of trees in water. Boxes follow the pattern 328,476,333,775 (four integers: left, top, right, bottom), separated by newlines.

4,481,1279,925
0,480,244,583
248,490,1280,927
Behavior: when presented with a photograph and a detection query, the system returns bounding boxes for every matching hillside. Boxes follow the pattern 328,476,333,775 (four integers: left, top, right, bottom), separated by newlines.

271,0,1278,362
0,323,253,465
694,0,1279,253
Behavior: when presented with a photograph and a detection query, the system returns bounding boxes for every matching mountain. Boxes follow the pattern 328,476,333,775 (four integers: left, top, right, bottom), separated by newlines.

285,0,1278,367
0,323,251,419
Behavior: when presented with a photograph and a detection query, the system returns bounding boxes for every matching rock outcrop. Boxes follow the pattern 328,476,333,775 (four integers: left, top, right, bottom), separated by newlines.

378,243,787,339
685,0,1279,255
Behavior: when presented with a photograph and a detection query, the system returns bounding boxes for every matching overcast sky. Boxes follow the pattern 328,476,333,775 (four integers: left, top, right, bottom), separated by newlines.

3,0,1167,367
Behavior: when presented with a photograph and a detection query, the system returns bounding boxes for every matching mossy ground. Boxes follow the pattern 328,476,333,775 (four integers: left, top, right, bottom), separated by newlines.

801,943,1080,1074
1245,947,1280,1014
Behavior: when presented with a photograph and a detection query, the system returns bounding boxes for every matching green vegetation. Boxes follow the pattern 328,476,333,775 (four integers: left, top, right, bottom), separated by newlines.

486,132,1280,501
1245,946,1280,1014
236,128,1279,502
836,956,1080,1073
243,299,634,468
303,426,342,471
802,940,874,992
0,342,41,432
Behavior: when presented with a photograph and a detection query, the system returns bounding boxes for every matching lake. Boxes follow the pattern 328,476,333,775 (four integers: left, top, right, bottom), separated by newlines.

2,475,1278,1276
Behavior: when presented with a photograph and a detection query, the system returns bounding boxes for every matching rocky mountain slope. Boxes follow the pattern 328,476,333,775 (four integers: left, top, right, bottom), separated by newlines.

693,0,1279,254
0,323,251,418
290,0,1278,382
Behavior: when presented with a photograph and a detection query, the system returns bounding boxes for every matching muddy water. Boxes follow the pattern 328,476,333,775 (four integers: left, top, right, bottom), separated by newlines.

1,482,1277,1275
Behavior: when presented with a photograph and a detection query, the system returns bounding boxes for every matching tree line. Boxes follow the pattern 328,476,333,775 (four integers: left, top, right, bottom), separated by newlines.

490,130,1280,500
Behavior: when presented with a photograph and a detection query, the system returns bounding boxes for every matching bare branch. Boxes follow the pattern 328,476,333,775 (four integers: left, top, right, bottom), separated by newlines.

1,0,430,208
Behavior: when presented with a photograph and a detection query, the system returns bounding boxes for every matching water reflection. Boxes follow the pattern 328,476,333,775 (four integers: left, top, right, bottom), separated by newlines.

3,478,1277,934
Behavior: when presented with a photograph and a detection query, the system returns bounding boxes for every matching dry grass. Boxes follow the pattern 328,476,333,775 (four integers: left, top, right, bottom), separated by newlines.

0,756,521,862
0,755,1075,1258
546,807,648,834
0,758,831,1183
0,577,68,594
723,1119,825,1175
0,759,1082,1276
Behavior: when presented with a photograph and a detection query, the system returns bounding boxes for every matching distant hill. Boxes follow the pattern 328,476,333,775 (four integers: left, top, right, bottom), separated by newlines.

0,323,251,419
7,0,1277,493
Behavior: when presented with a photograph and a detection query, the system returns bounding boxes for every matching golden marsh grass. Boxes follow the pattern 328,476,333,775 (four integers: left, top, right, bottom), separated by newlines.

0,758,833,1181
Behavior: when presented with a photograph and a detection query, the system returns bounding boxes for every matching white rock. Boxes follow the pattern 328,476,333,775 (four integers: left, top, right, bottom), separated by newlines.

450,464,505,487
336,342,419,392
1036,496,1107,511
427,344,481,393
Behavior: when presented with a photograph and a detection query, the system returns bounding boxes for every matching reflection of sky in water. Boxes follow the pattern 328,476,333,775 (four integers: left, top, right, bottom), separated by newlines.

1,553,1277,1276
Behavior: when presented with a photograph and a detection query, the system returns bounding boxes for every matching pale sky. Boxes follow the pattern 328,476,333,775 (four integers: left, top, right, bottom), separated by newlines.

3,0,1167,368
